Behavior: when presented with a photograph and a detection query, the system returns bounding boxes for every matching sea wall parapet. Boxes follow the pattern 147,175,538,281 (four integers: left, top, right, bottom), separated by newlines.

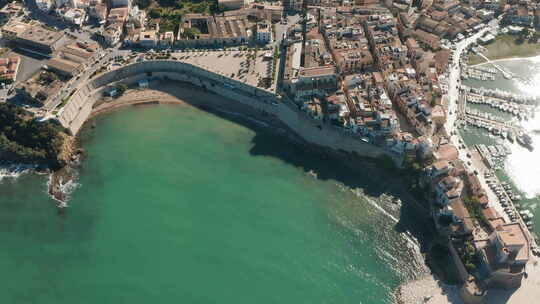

57,60,402,164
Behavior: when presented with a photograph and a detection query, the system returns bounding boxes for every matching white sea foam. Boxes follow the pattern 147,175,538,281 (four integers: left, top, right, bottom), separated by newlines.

350,187,399,224
0,164,35,182
46,173,80,207
346,186,424,253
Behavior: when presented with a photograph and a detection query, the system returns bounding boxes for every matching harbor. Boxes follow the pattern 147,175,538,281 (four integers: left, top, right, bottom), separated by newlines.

461,109,533,150
471,145,540,255
456,84,536,150
465,92,533,120
461,66,497,81
457,57,540,258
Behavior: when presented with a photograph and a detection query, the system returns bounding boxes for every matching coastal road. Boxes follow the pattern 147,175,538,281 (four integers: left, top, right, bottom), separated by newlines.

445,25,494,132
44,48,124,114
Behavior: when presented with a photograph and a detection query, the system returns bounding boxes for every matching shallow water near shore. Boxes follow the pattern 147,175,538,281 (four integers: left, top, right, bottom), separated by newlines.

0,104,426,304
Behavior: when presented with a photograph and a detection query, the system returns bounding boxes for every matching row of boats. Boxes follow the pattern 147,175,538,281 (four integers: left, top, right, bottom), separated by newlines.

484,172,534,231
461,68,496,81
466,93,533,121
463,86,539,105
464,113,534,150
475,144,510,170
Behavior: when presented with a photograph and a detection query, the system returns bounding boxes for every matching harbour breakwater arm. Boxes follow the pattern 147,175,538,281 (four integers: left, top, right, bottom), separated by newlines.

56,60,402,165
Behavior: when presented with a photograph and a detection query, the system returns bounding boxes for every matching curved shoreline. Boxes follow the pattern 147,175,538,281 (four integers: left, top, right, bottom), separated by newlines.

469,54,540,67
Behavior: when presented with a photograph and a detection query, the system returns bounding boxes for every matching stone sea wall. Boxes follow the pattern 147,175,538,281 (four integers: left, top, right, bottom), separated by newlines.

58,60,401,164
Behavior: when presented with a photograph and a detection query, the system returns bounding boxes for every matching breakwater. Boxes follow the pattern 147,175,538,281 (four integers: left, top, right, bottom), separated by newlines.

57,60,401,165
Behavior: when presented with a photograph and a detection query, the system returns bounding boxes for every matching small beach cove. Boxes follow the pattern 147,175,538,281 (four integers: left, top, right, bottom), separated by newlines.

0,82,434,304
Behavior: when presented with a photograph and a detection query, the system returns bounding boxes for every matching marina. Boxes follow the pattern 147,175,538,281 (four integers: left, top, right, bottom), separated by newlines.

462,85,539,105
483,170,539,250
461,66,497,81
465,92,533,120
475,144,511,170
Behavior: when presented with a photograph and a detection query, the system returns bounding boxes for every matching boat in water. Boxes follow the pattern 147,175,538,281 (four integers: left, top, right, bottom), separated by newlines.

508,130,516,143
517,132,534,151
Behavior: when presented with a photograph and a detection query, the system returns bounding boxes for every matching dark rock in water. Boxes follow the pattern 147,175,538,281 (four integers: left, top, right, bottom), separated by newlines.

91,122,96,129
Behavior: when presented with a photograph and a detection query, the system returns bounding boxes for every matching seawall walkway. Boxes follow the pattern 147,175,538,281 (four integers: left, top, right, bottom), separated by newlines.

57,60,403,165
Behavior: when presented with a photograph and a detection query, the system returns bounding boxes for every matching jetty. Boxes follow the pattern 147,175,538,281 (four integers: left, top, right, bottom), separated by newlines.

465,92,533,120
462,85,539,105
472,51,515,79
461,66,496,81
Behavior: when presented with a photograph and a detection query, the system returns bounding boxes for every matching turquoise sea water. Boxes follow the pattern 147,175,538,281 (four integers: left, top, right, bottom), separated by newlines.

0,105,424,304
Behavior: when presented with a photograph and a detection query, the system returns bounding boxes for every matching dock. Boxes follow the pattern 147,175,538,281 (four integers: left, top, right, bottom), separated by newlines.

472,147,540,255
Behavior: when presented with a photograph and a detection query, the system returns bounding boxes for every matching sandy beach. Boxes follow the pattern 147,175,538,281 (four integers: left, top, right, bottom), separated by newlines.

90,83,198,118
87,80,279,126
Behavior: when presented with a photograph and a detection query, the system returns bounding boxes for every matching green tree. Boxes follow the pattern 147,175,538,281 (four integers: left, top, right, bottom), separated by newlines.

149,8,162,19
181,27,201,39
134,0,151,9
116,83,128,96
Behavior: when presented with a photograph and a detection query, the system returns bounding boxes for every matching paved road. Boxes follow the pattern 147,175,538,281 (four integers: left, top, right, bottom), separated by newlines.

7,49,47,82
273,14,301,46
44,48,123,112
445,24,497,133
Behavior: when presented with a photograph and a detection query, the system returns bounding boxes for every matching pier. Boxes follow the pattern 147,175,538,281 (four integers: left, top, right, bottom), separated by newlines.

463,85,539,105
461,66,497,81
465,92,533,120
472,147,540,255
472,51,515,79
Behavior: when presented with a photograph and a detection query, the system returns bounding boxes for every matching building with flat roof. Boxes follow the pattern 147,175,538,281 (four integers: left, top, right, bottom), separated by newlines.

36,0,53,12
44,41,99,77
256,21,273,44
0,57,20,83
176,13,252,47
14,25,66,55
139,30,157,48
99,23,123,46
108,7,129,24
0,2,23,16
1,21,31,40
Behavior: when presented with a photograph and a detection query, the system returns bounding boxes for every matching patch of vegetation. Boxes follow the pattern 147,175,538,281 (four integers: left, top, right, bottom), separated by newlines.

463,196,489,228
0,76,13,85
0,103,69,168
180,27,201,39
38,71,59,85
134,0,152,9
457,240,480,273
469,33,540,65
146,0,225,34
116,83,128,96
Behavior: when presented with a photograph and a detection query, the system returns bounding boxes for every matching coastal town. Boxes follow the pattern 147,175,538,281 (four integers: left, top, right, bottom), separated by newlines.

1,0,540,303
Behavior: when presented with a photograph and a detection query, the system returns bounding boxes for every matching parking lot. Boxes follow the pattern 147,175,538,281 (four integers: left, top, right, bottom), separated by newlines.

170,50,276,92
6,48,47,82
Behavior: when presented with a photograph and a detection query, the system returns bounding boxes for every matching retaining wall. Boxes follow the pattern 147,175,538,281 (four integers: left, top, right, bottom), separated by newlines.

58,60,401,163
